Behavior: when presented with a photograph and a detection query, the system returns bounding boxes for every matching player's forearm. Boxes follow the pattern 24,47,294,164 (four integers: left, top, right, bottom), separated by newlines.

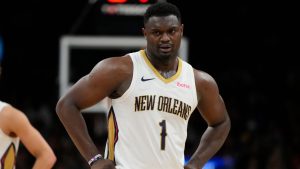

56,99,100,162
32,151,56,169
185,116,231,169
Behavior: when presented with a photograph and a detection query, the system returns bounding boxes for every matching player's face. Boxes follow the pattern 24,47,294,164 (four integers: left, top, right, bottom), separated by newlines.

143,15,183,59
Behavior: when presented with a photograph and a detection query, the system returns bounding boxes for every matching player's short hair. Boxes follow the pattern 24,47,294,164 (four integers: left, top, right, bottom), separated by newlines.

144,2,181,25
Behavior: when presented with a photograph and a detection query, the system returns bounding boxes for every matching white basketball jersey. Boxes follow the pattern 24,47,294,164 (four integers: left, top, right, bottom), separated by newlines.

105,50,198,169
0,101,20,169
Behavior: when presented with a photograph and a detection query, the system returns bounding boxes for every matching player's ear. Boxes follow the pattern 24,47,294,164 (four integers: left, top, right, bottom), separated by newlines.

181,24,184,37
142,28,147,39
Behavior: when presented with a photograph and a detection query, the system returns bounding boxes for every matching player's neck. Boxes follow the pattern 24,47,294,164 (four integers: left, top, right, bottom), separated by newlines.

145,49,178,78
158,69,177,78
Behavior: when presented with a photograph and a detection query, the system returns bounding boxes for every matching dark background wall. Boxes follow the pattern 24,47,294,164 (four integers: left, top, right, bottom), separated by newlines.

0,0,299,168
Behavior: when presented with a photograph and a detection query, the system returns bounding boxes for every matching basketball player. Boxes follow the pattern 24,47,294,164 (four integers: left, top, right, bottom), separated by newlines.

56,2,230,169
0,68,56,167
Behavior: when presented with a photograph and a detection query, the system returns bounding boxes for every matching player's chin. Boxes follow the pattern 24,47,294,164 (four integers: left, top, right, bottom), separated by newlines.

159,52,172,58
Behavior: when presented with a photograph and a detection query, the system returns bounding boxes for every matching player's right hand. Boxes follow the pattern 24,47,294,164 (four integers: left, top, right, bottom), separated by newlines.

91,159,116,169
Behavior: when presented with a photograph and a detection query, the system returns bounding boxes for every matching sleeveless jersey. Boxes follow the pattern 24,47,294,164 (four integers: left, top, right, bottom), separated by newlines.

105,50,198,169
0,101,20,169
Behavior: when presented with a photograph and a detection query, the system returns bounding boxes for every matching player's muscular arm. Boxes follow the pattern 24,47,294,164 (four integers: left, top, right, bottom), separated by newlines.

184,70,231,169
2,106,56,169
56,56,132,167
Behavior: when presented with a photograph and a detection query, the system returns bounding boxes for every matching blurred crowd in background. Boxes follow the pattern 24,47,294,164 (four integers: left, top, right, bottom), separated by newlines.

0,0,299,168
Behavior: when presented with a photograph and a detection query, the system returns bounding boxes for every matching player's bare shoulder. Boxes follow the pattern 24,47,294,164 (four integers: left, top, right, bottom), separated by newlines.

193,68,219,100
0,105,28,135
193,68,218,86
89,55,133,81
88,55,133,98
92,55,132,74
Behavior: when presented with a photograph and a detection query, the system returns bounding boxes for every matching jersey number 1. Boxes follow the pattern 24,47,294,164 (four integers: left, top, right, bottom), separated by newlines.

159,120,167,150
